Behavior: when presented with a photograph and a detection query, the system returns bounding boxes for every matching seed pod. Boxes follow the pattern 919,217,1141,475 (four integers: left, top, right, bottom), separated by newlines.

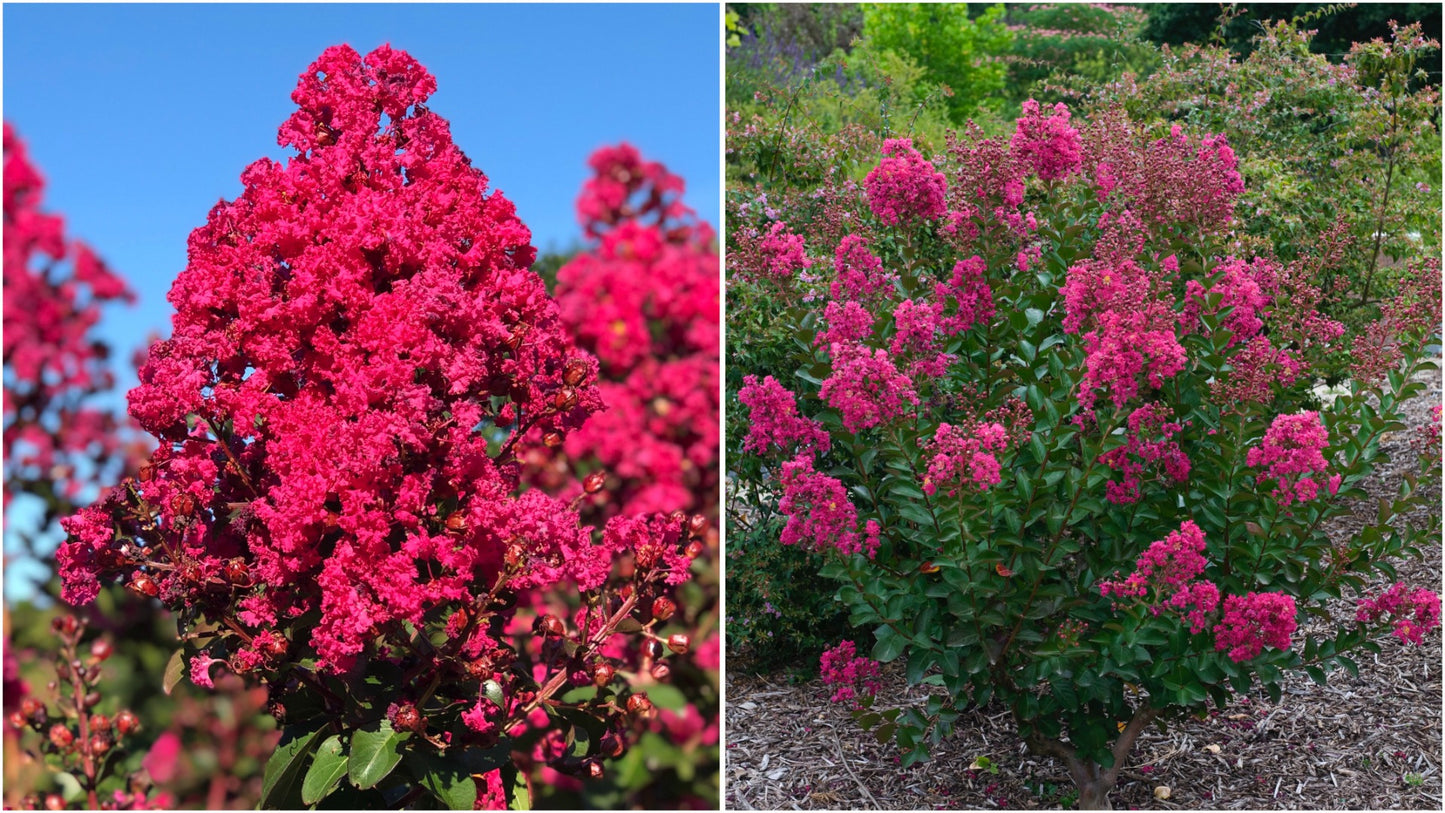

650,662,671,681
115,710,140,736
688,514,707,538
583,471,606,494
626,693,654,718
48,724,73,749
591,663,615,688
650,597,676,622
667,634,691,656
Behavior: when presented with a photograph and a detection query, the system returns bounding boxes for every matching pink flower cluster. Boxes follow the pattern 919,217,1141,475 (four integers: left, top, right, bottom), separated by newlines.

779,455,880,559
576,143,688,240
819,640,882,708
818,342,918,433
550,144,719,518
1245,411,1340,506
57,46,691,688
830,235,895,302
1213,592,1298,662
922,421,1012,496
737,375,830,457
1356,583,1442,645
1099,403,1191,504
4,124,136,512
1011,99,1082,182
864,138,947,226
934,255,995,335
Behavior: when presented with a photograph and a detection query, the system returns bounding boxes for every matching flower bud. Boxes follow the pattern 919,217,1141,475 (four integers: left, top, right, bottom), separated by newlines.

563,359,588,387
83,665,101,684
88,733,110,755
543,431,564,448
668,510,686,527
89,714,110,733
445,512,468,533
688,514,707,538
391,704,424,734
591,663,615,688
626,693,654,718
600,731,626,758
650,662,671,681
170,493,196,517
8,712,26,731
539,614,565,637
52,616,79,637
684,541,704,560
83,692,101,710
583,471,606,494
43,794,64,811
644,639,665,661
55,661,72,681
89,638,113,662
48,724,73,749
667,634,690,656
20,698,45,720
222,559,249,584
650,597,676,622
128,576,159,598
585,759,604,780
115,710,140,736
553,387,578,411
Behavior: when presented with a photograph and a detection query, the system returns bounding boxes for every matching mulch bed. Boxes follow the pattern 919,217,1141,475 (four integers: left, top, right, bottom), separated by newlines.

725,368,1443,810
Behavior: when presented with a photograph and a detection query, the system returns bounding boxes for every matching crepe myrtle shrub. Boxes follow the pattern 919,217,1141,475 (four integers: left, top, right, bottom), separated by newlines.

733,101,1442,809
55,45,707,811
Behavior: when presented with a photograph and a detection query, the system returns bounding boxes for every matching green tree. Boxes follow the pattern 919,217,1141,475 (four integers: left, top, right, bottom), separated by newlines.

861,3,1014,122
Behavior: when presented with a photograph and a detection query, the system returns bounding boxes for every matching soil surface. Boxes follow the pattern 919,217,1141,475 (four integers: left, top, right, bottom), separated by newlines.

725,368,1442,810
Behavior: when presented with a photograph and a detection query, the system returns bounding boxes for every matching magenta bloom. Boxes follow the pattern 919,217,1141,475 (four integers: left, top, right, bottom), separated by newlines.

737,375,830,458
864,138,948,226
54,45,700,680
819,640,883,708
922,421,1011,497
1246,411,1335,506
830,234,894,302
1213,592,1297,662
778,455,878,558
1011,99,1082,182
818,342,918,433
1356,583,1442,645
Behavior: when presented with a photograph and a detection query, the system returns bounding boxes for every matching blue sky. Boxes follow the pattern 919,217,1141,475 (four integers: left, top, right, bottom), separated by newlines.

3,2,719,598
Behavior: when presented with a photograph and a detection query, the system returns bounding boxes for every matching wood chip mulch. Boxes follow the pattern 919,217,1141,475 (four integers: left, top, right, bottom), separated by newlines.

725,368,1443,810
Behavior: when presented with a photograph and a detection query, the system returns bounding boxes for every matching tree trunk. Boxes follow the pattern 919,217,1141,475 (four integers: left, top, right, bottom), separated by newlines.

1074,773,1115,810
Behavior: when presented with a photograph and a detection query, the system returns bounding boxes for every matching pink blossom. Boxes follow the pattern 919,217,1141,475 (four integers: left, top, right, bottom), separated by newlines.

864,138,947,226
1356,583,1442,645
1011,99,1082,182
818,342,918,433
934,256,994,335
1213,592,1297,662
819,640,882,708
830,234,895,302
737,375,830,457
779,455,877,558
1246,411,1333,506
922,421,1012,496
1099,403,1190,504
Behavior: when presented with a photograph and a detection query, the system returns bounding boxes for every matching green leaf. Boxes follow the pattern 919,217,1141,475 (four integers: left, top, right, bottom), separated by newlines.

301,735,349,805
162,648,186,696
348,720,408,790
261,726,326,809
503,763,530,811
406,745,509,811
